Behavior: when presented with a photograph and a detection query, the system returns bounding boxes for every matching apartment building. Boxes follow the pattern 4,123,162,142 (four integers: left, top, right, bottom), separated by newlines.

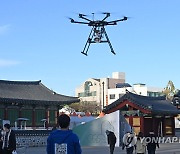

75,72,125,109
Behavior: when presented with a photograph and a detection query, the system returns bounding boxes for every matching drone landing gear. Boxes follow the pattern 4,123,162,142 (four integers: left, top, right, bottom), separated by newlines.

81,27,116,56
81,28,94,56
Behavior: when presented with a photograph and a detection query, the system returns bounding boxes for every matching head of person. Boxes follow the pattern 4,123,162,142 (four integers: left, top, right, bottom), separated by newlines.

148,130,155,137
149,130,154,134
105,130,110,135
4,123,11,132
137,132,143,140
58,114,70,129
138,132,143,137
126,131,131,135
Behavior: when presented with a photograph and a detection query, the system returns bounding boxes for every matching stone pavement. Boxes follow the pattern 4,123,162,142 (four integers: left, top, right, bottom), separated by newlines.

17,143,180,154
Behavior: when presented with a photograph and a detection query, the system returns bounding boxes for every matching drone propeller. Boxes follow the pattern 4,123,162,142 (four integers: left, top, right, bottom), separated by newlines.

66,17,75,23
101,12,110,15
79,13,88,18
123,16,128,20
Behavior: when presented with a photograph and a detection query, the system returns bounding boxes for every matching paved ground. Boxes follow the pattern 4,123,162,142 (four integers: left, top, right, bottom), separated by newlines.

17,143,180,154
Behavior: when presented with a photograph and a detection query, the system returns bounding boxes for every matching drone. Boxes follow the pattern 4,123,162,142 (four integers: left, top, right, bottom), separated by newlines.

69,12,128,56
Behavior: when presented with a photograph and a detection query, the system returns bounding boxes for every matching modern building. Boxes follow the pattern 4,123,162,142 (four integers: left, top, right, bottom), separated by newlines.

103,91,180,136
147,86,164,97
0,80,79,129
75,72,164,109
75,72,125,109
108,83,164,105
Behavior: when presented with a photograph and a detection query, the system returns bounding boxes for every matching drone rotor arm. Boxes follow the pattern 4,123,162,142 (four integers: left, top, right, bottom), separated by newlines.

107,16,128,24
71,21,89,24
106,22,117,25
102,13,110,21
107,19,125,24
79,14,92,22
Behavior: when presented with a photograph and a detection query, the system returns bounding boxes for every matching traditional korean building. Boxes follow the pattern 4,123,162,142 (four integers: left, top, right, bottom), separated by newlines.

103,91,180,136
0,80,79,129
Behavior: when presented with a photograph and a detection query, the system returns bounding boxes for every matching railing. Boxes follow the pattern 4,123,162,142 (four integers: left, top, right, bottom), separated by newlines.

14,130,51,147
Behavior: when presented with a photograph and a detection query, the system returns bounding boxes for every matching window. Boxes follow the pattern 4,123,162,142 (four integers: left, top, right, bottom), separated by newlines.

78,91,96,97
22,109,32,125
0,109,4,119
110,94,115,99
8,109,18,124
119,94,124,98
92,91,96,96
36,110,45,126
49,110,56,125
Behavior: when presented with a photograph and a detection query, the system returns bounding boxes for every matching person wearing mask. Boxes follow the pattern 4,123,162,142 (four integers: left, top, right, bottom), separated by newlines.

2,123,16,154
105,130,116,154
47,114,82,154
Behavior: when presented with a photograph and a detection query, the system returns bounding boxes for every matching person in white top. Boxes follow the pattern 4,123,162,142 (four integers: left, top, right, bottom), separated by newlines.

122,131,137,154
136,132,146,154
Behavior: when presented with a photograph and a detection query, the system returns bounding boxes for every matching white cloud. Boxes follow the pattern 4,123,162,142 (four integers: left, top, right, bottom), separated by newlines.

0,24,10,35
0,59,20,67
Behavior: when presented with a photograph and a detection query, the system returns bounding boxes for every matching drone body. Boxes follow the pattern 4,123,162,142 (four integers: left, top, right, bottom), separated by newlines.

70,13,128,56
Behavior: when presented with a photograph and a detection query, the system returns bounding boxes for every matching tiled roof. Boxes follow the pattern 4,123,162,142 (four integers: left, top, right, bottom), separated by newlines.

103,91,180,115
0,80,79,105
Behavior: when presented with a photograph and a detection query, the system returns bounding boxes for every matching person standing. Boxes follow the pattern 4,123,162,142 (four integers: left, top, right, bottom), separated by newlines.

136,132,146,154
105,130,116,154
47,114,82,154
122,131,136,154
147,131,159,154
2,123,16,154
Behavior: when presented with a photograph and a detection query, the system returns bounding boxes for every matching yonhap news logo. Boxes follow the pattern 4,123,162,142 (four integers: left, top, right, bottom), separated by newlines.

141,137,180,144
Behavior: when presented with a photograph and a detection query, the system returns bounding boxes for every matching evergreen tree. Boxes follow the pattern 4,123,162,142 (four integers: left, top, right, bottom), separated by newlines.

162,80,177,101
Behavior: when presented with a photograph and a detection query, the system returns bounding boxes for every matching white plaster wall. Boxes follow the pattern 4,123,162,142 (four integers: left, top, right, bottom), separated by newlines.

108,87,133,105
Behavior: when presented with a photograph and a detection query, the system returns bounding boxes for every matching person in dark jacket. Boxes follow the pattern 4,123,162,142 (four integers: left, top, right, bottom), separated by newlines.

2,123,16,154
106,130,116,154
47,114,82,154
146,131,159,154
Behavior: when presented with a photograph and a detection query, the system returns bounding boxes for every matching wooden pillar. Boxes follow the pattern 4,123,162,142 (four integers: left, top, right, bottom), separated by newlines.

162,117,166,136
45,106,49,129
129,116,133,129
171,116,175,136
152,117,156,133
55,110,58,124
32,106,36,129
140,117,144,134
4,106,8,120
19,106,22,118
18,106,22,127
57,105,60,117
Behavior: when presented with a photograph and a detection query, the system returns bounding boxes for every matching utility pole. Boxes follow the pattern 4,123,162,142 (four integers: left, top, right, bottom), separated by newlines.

102,82,105,108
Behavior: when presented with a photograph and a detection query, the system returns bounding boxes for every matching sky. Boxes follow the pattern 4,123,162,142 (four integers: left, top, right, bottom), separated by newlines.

0,0,180,96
